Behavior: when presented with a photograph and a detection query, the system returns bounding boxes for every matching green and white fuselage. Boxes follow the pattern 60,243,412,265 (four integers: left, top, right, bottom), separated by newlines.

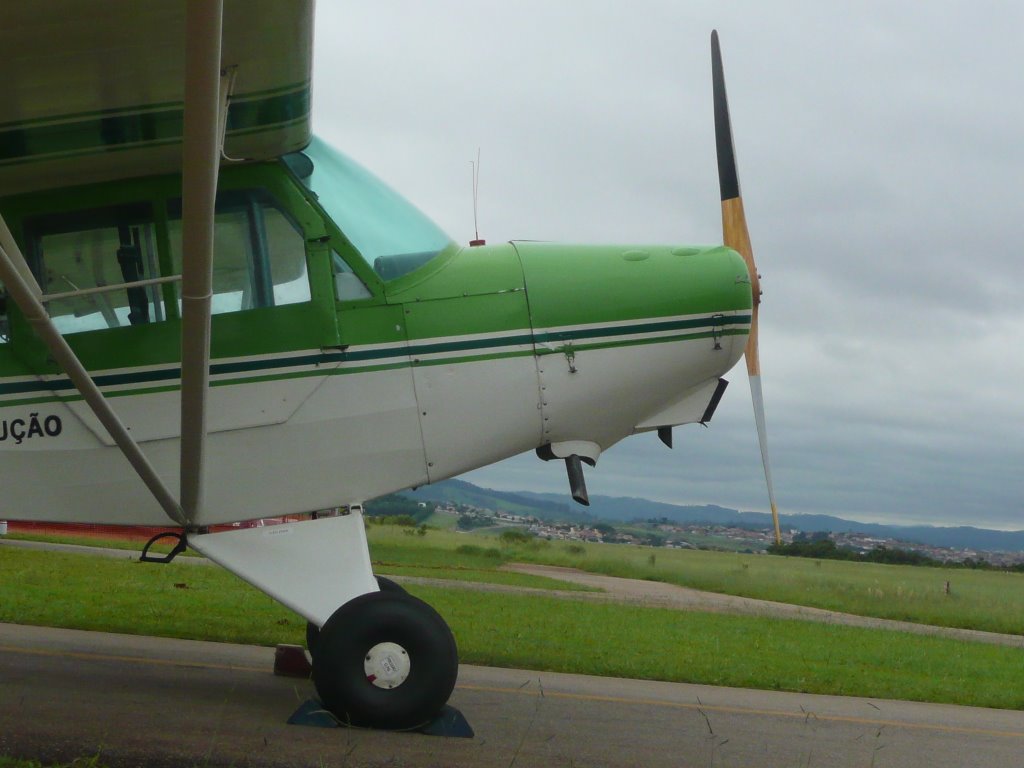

0,1,768,728
0,139,751,526
0,0,753,528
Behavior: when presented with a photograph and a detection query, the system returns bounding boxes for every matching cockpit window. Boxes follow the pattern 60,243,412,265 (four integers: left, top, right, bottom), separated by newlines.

167,188,310,315
283,137,454,281
25,203,164,334
332,250,372,301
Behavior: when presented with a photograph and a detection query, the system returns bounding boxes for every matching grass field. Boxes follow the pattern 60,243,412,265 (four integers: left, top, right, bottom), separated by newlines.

4,532,196,555
419,509,460,529
3,542,1024,710
367,529,594,590
9,524,1024,634
2,529,589,592
364,526,1024,635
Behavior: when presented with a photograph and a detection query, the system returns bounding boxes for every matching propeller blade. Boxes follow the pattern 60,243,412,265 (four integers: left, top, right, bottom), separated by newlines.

711,30,781,544
712,30,759,332
749,372,781,544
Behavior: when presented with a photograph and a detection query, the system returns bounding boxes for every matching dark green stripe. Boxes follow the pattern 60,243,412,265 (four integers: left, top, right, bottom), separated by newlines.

0,107,182,164
225,90,311,136
0,348,349,396
534,314,749,344
540,328,748,355
229,79,312,102
406,334,534,357
0,101,183,132
0,366,178,395
0,315,745,397
0,88,311,166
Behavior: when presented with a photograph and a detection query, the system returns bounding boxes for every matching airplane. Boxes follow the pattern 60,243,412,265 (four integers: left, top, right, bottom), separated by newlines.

0,2,779,730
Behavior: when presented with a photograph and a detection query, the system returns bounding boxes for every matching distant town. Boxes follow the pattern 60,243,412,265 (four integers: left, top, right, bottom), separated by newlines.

414,500,1024,567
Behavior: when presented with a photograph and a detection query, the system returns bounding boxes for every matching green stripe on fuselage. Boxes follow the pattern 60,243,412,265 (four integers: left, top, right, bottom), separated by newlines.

534,315,749,344
0,313,746,402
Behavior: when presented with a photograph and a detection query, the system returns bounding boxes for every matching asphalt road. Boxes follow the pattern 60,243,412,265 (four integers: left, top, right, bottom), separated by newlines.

2,623,1023,768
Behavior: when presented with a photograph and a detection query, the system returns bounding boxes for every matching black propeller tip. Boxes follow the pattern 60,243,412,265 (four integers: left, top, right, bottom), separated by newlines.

711,31,740,202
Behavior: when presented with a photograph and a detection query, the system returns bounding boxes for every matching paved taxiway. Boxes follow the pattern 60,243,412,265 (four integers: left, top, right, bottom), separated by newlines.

1,622,1022,768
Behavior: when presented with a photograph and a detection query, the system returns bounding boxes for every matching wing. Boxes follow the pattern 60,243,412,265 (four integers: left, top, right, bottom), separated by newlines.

0,0,313,196
0,1,314,524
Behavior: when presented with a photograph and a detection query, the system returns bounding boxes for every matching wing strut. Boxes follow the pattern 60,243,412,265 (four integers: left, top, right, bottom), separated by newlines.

0,1,227,529
179,0,225,523
0,217,186,527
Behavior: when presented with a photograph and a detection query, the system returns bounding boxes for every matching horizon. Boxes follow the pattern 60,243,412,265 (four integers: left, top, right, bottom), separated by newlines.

416,477,1024,535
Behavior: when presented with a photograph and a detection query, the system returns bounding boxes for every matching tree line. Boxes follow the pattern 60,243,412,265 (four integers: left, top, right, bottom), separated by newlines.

768,536,1024,571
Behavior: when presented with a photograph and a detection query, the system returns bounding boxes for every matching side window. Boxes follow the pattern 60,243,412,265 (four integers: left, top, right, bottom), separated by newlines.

167,188,310,315
332,250,372,301
25,203,164,334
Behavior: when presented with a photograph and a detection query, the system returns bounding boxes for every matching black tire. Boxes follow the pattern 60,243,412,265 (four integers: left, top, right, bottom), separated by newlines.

306,577,404,659
312,591,458,729
306,621,320,658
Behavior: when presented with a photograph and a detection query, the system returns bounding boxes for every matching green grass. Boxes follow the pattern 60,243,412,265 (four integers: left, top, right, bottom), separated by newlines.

420,584,1024,709
2,528,590,592
381,527,1024,635
367,527,594,591
0,548,301,645
418,509,460,529
2,547,1024,709
4,532,194,555
678,532,763,552
376,563,592,590
12,524,1024,634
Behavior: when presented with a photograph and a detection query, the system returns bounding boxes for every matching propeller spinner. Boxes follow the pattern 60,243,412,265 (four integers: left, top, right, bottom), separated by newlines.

711,30,781,544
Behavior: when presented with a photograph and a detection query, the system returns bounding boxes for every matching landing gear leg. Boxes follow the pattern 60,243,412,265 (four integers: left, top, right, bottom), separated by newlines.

311,591,459,729
189,515,458,728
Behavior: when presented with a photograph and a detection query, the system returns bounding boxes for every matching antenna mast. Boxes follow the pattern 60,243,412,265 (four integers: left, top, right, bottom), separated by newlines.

469,148,485,246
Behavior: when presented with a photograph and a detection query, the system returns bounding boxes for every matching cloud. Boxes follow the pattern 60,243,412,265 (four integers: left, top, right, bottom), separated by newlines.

313,2,1024,529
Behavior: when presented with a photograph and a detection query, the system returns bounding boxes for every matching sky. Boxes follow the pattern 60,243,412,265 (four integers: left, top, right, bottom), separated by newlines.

311,2,1024,529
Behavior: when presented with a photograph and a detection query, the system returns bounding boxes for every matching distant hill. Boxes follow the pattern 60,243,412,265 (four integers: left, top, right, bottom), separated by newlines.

514,491,750,527
400,479,1024,552
401,478,597,525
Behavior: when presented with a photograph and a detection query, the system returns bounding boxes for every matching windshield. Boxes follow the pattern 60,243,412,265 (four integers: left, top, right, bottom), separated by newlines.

283,137,454,281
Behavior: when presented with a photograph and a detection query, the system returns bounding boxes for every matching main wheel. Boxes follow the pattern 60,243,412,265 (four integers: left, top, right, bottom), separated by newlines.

312,591,458,729
306,577,407,660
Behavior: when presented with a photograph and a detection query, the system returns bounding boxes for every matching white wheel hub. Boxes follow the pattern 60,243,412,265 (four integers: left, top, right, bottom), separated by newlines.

364,641,411,689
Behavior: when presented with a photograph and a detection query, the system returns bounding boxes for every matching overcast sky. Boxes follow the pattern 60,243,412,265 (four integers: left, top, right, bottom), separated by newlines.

311,2,1024,529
